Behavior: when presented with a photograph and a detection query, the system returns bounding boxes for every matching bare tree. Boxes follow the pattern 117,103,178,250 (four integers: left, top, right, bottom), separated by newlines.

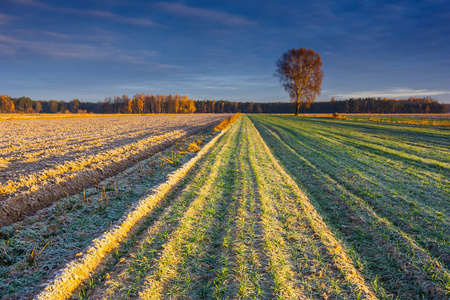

275,48,324,115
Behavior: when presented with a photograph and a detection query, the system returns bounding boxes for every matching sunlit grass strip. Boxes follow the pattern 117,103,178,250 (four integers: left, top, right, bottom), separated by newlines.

96,139,229,298
257,188,305,299
247,117,377,299
138,118,241,299
245,116,353,298
226,125,272,299
36,123,235,300
232,120,303,299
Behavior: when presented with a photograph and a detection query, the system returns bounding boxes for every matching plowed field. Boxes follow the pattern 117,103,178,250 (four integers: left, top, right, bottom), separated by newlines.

0,114,230,226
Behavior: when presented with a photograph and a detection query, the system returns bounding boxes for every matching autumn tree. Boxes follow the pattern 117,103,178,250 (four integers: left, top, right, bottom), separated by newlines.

186,98,196,113
275,48,324,115
127,99,133,114
136,96,144,114
0,94,15,113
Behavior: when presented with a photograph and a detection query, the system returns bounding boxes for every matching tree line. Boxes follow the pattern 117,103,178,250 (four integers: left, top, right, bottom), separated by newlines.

309,97,447,114
0,94,447,114
0,94,197,114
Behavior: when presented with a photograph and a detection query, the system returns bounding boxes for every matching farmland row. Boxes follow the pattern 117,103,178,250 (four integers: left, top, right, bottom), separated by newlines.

56,116,375,299
249,115,450,299
0,114,231,226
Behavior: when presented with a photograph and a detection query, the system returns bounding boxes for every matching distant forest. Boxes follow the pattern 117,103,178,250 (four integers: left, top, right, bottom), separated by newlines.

0,93,448,114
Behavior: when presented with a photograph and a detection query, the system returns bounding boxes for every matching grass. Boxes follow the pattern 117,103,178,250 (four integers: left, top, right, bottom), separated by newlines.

249,115,450,299
344,115,450,126
76,116,374,300
297,113,450,126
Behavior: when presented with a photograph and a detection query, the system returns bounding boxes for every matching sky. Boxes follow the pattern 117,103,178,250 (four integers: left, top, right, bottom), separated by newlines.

1,0,449,103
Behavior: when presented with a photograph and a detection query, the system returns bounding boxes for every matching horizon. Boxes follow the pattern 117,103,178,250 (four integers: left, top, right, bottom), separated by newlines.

1,0,449,103
5,95,449,105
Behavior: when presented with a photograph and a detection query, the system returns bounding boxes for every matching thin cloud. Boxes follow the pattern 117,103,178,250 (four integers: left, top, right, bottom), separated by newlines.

0,34,19,44
0,34,106,59
333,88,450,99
9,0,160,27
0,34,158,64
156,2,256,26
10,0,48,8
0,12,16,24
63,8,160,27
6,28,117,42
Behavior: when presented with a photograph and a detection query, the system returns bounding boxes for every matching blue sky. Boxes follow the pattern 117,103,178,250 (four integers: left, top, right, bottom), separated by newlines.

1,0,449,103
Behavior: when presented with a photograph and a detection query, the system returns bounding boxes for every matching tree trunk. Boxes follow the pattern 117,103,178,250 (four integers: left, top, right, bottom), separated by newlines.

295,101,300,116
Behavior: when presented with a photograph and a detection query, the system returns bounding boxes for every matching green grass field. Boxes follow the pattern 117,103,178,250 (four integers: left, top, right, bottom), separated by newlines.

344,115,450,126
249,115,450,299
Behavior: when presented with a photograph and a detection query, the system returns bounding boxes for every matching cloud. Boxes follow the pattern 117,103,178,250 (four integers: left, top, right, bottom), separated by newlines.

8,0,49,8
9,0,160,27
6,28,117,42
63,8,160,27
333,88,450,99
0,34,159,64
155,2,256,26
0,34,19,44
0,12,16,24
0,34,106,59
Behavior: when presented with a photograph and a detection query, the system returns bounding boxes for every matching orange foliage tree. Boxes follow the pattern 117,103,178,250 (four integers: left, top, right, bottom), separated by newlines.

0,94,15,113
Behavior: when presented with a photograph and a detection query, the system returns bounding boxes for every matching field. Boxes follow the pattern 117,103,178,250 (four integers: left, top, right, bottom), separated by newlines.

0,114,230,226
1,114,449,299
299,113,450,126
344,114,450,126
249,115,450,299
